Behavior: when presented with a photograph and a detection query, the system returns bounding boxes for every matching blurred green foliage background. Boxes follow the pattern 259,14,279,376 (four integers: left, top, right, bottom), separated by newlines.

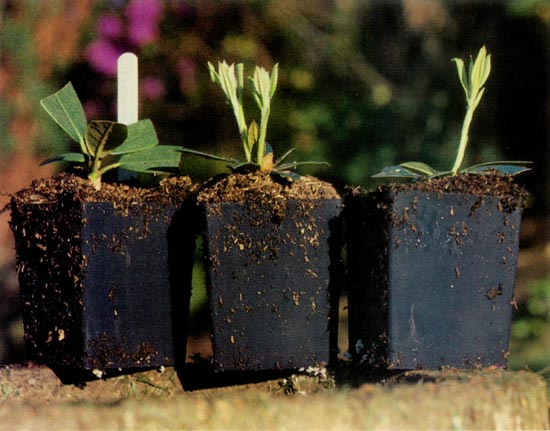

1,0,548,370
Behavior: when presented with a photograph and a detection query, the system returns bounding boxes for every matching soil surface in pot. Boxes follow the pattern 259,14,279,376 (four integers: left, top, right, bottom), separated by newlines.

11,172,194,208
197,171,339,203
351,172,528,209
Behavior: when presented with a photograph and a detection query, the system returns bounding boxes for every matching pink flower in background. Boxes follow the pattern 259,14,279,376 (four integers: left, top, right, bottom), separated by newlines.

97,14,124,40
141,77,165,100
126,0,165,46
85,39,123,76
85,0,165,75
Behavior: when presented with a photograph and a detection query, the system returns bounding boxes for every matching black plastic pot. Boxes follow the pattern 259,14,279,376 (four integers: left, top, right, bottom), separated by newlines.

10,198,194,371
201,199,342,372
345,189,523,370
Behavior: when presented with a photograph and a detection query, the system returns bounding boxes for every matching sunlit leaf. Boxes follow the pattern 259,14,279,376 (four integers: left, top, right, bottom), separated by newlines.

111,119,158,155
269,63,279,98
118,145,181,173
452,57,468,98
372,165,422,179
40,82,87,148
40,152,86,166
399,162,439,177
247,120,259,157
463,161,532,175
179,148,239,164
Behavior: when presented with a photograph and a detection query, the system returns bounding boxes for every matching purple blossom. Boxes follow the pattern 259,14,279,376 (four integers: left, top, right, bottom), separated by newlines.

97,14,124,40
85,39,124,76
126,0,164,46
141,77,166,100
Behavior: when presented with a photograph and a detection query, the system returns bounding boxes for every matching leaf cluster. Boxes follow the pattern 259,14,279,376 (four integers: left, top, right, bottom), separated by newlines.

373,47,531,180
40,83,181,189
181,61,327,179
373,161,532,179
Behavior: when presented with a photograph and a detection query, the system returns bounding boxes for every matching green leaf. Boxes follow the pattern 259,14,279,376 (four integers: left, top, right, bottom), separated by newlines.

452,57,468,98
236,63,244,101
399,162,439,177
372,165,422,179
471,46,491,92
178,148,240,164
247,121,259,157
111,119,158,155
250,65,278,110
40,152,86,166
40,82,87,147
472,87,486,110
269,63,279,98
462,161,532,176
207,61,219,83
85,121,128,159
276,160,330,171
274,147,296,166
209,61,249,159
118,145,181,173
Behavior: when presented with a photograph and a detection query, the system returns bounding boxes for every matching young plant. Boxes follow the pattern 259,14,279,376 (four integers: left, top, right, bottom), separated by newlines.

374,46,531,179
40,82,181,189
181,61,327,179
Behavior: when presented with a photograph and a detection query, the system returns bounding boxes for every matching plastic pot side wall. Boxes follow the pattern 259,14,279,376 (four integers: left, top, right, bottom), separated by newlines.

201,199,342,372
12,200,193,371
346,191,523,370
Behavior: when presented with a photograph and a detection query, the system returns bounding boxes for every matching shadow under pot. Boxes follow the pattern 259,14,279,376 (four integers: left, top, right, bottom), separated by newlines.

200,198,342,372
10,192,195,372
345,182,526,370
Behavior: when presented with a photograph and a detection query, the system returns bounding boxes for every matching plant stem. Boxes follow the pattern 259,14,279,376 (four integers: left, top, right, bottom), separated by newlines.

89,156,104,189
88,172,102,190
236,104,250,162
451,104,474,175
234,63,250,163
257,105,270,168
